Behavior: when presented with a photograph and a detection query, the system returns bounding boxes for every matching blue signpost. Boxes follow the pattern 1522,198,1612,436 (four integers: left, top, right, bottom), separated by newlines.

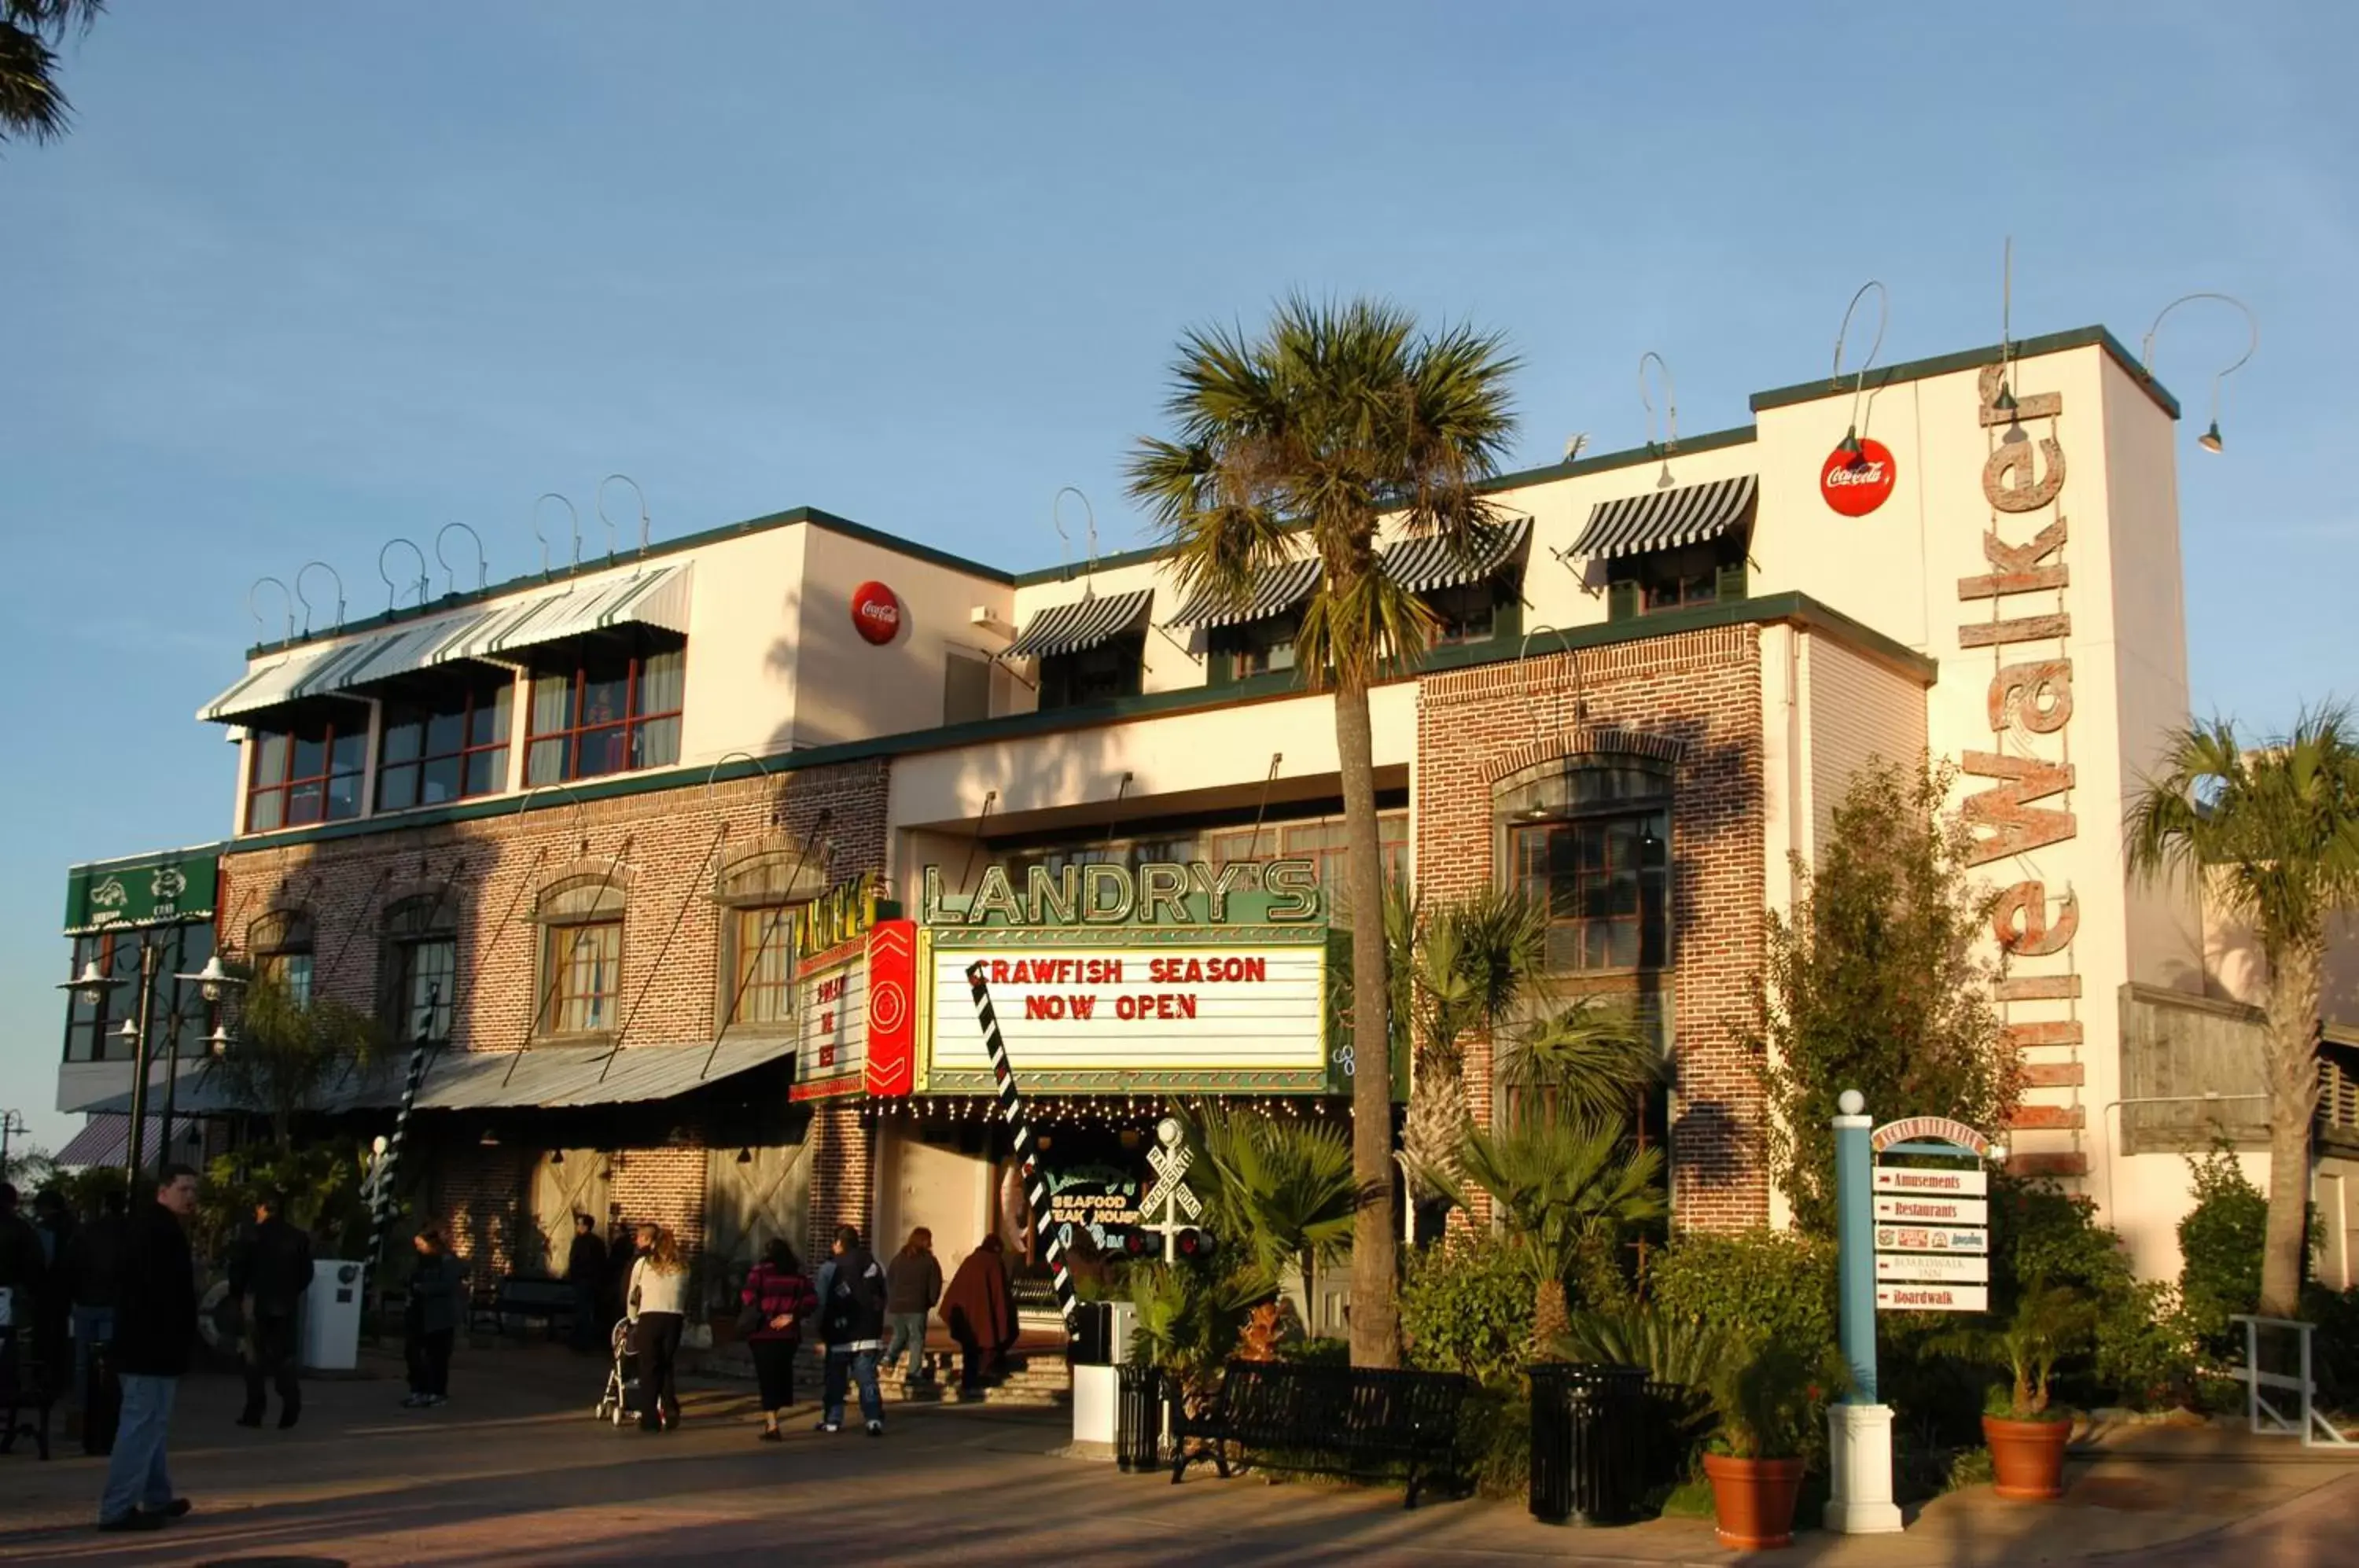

1824,1089,1902,1534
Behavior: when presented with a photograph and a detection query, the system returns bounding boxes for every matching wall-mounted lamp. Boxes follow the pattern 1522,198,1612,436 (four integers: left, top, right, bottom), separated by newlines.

2142,292,2257,455
1831,281,1890,473
736,1147,754,1165
549,1149,565,1167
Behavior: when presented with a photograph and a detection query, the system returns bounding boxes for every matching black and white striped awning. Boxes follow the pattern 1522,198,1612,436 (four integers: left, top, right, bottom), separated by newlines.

1380,517,1532,592
1166,557,1323,628
1001,589,1154,660
1570,475,1757,561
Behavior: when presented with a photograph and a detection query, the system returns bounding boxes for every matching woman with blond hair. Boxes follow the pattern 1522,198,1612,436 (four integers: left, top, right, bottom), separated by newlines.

626,1223,688,1433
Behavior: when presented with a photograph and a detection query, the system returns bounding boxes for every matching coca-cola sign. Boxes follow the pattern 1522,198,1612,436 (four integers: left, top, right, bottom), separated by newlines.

1820,438,1897,517
849,580,902,645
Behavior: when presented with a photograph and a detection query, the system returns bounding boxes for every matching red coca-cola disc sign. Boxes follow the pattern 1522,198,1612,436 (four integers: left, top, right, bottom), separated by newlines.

1821,438,1897,517
849,580,902,645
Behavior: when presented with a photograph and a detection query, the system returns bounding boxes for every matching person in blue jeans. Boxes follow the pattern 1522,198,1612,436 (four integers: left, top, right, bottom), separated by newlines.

97,1164,201,1533
814,1224,887,1436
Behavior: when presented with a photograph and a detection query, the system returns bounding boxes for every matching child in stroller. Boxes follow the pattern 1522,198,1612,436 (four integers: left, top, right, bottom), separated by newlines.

593,1319,646,1426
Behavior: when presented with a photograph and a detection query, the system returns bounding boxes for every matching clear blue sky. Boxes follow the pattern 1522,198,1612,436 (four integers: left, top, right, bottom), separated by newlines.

3,4,2352,1153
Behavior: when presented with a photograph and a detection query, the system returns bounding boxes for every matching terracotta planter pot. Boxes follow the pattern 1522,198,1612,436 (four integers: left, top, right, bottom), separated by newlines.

1702,1452,1806,1550
1982,1414,2070,1500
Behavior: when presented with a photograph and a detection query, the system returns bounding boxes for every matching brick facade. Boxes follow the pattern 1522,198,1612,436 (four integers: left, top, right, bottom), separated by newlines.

217,757,889,1268
1415,628,1770,1231
806,1102,872,1257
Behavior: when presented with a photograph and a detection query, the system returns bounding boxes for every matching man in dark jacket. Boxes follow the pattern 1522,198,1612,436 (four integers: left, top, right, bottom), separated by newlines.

62,1191,128,1408
98,1164,201,1533
564,1213,607,1353
227,1190,314,1430
815,1224,887,1436
0,1181,45,1334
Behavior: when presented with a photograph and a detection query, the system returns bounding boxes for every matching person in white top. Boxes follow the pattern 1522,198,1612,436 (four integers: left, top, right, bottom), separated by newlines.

626,1224,689,1432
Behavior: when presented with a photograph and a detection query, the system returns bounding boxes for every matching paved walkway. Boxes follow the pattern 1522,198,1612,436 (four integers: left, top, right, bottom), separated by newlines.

0,1344,2353,1566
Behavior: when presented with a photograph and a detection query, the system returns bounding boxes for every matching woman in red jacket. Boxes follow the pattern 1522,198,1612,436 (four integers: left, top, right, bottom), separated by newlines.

740,1239,819,1440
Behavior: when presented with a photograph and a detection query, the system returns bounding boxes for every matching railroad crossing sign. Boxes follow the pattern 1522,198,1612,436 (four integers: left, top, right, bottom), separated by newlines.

1139,1117,1202,1263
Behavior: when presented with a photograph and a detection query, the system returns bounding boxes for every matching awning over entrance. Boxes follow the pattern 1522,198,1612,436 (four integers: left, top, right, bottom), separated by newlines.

1380,517,1532,591
1001,588,1154,660
1165,556,1323,628
433,564,694,664
1570,474,1757,561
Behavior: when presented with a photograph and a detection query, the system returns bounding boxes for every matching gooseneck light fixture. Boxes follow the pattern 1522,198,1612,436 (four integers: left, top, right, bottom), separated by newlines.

2142,293,2257,455
1831,281,1889,471
1638,352,1678,490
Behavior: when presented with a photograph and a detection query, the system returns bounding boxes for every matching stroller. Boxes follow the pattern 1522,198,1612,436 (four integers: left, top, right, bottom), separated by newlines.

594,1319,647,1427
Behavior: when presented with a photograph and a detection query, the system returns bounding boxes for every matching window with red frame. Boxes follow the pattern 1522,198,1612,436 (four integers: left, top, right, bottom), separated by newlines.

378,675,513,812
246,719,365,830
524,642,684,785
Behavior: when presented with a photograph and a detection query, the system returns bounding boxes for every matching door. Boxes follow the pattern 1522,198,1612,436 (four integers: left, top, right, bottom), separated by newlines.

530,1150,614,1277
706,1143,812,1285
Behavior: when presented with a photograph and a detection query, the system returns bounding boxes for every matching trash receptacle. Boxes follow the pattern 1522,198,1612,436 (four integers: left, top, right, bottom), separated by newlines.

1529,1363,1647,1526
1116,1364,1165,1474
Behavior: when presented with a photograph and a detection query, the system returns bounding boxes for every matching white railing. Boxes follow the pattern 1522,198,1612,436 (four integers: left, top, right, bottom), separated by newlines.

2228,1316,2353,1448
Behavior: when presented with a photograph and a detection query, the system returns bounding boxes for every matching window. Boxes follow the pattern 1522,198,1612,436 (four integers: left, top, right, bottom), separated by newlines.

1424,582,1504,646
524,641,684,785
249,910,315,1007
1202,815,1410,924
1606,538,1748,622
378,677,513,812
1212,617,1300,683
1511,814,1669,971
382,896,456,1042
246,718,365,830
1040,635,1144,711
727,905,798,1028
61,924,215,1066
543,921,621,1035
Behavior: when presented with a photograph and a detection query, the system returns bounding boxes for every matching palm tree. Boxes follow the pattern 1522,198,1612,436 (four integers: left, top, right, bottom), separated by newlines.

2,1,103,144
202,974,388,1149
1448,1116,1665,1349
2125,704,2359,1316
1393,885,1551,1209
1194,1105,1371,1318
1495,995,1663,1128
1128,296,1520,1367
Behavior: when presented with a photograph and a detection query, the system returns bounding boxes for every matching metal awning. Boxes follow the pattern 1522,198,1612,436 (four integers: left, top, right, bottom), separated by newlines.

1001,588,1154,660
197,642,346,723
304,609,500,693
86,1035,795,1116
1570,475,1757,561
1166,557,1323,628
1380,517,1533,592
435,564,694,665
54,1112,202,1170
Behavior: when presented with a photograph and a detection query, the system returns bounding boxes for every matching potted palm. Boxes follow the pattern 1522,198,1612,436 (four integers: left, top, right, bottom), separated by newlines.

1700,1341,1846,1550
1975,1284,2096,1500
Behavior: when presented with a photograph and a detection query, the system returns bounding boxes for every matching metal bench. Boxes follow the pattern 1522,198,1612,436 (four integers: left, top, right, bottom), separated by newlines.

490,1275,578,1341
1169,1359,1467,1508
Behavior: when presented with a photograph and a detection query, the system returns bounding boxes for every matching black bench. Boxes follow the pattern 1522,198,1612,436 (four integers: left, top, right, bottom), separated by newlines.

489,1276,578,1340
1169,1359,1467,1508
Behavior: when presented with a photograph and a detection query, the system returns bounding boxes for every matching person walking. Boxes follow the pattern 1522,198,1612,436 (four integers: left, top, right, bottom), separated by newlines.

941,1234,1018,1397
738,1239,817,1440
881,1227,941,1386
625,1223,688,1434
228,1190,313,1430
95,1164,201,1534
401,1222,465,1410
0,1183,50,1414
564,1213,608,1354
814,1224,886,1436
61,1191,127,1412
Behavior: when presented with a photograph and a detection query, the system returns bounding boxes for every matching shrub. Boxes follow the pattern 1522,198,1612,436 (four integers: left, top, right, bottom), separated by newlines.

1399,1232,1533,1388
2178,1145,2267,1352
2302,1283,2359,1412
1648,1229,1837,1353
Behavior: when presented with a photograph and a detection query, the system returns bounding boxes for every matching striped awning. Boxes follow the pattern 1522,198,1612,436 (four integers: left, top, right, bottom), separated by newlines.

197,642,345,723
1166,557,1323,628
1002,588,1154,660
1380,517,1533,592
435,564,693,664
1570,475,1757,561
54,1112,202,1170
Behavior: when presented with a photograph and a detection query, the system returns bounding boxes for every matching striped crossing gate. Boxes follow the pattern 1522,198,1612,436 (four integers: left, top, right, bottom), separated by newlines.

963,960,1077,1338
362,1034,436,1285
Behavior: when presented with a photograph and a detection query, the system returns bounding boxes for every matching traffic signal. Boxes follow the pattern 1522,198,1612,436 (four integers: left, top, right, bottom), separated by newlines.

1176,1227,1217,1261
1121,1228,1154,1259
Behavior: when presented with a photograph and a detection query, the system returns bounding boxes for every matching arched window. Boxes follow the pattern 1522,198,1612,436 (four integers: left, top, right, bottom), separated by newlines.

532,876,627,1038
713,848,825,1031
1492,755,1672,974
248,909,315,1007
383,895,458,1043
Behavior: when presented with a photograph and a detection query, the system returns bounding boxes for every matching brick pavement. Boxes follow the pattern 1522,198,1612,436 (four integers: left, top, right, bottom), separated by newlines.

1,1348,2355,1566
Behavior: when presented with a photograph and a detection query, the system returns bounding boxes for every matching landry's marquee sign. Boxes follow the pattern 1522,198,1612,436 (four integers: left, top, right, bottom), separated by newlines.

862,859,1338,1097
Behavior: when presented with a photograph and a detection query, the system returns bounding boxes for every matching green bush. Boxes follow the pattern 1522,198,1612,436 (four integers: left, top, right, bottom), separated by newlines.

1276,1335,1350,1367
1648,1228,1837,1353
1400,1233,1534,1387
2302,1284,2359,1412
2178,1146,2267,1352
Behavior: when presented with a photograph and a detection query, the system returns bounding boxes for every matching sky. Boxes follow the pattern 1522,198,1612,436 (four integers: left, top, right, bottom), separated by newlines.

3,3,2354,1154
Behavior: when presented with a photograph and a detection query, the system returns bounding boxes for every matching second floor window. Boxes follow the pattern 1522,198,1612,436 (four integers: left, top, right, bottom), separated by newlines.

383,896,457,1043
247,719,364,831
727,904,798,1028
250,909,315,1007
1213,617,1299,682
378,678,513,812
525,642,684,785
1040,634,1144,710
1510,808,1670,973
543,920,621,1035
1424,582,1500,646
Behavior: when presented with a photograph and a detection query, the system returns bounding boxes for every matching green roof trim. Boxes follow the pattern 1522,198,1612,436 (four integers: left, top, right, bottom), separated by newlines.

219,591,1934,856
1749,325,2180,420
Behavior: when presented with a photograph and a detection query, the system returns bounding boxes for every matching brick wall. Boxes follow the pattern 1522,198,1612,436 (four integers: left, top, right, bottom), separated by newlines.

1415,627,1769,1231
611,1142,708,1278
806,1102,872,1258
430,1139,532,1278
217,757,890,1258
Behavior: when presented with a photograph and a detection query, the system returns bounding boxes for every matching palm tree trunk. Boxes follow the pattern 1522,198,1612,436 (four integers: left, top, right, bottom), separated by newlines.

1335,668,1400,1367
2259,935,2326,1317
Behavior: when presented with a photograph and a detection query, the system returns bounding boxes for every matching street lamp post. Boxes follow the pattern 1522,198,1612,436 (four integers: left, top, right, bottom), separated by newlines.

61,940,245,1183
0,1110,28,1177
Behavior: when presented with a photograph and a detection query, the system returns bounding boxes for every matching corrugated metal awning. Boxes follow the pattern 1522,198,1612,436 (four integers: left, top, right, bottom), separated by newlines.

305,609,500,693
1002,588,1154,660
54,1113,202,1170
1380,517,1533,592
1570,475,1757,561
197,642,346,723
436,565,693,665
1166,557,1323,628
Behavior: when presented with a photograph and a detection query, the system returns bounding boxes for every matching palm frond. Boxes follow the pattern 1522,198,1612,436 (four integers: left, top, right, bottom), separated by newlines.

1447,1116,1665,1284
1496,996,1663,1127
